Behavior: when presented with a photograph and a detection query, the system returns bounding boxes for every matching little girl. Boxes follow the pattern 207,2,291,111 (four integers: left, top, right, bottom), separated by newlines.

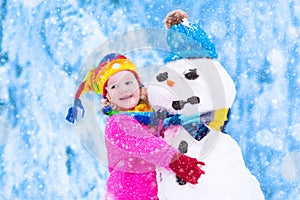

66,53,205,200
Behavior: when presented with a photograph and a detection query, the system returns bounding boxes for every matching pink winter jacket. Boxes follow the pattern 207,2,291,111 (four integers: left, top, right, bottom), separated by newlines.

104,114,178,200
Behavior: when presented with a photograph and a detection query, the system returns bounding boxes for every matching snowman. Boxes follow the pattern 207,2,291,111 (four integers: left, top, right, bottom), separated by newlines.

147,10,264,200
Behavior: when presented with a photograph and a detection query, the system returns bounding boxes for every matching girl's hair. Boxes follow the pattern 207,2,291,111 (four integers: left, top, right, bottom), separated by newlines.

139,86,149,105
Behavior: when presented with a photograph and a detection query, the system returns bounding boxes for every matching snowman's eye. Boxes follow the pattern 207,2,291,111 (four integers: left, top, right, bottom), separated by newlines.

184,68,199,80
156,72,168,82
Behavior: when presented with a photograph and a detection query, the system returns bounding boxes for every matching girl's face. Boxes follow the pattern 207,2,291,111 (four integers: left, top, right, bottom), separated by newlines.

106,71,141,110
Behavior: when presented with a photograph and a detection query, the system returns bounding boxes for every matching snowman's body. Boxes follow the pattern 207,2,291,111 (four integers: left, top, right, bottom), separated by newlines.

148,58,264,200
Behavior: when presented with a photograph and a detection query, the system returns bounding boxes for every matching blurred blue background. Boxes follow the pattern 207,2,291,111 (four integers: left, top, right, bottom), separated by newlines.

0,0,299,199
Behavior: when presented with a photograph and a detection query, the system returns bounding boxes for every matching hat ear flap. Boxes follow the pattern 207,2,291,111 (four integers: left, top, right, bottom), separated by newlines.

75,68,96,99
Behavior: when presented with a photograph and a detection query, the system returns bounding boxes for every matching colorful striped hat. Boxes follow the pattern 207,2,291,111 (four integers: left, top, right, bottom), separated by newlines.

75,53,140,99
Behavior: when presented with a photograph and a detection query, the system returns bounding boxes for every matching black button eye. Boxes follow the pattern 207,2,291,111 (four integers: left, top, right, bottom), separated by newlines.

184,69,199,80
172,96,200,110
172,100,185,110
156,72,168,82
187,96,200,104
178,140,188,153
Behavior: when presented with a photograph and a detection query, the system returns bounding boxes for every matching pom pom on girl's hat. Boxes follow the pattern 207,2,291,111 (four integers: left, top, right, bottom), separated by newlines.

75,53,140,100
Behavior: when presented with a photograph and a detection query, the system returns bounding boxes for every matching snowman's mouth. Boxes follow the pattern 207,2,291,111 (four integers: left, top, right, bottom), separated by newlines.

120,95,133,100
172,96,200,110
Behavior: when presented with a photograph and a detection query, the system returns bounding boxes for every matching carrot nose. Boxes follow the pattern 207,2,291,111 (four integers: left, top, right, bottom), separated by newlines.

167,79,175,87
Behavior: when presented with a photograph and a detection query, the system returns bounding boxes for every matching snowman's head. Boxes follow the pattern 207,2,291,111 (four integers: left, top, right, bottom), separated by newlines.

150,58,236,116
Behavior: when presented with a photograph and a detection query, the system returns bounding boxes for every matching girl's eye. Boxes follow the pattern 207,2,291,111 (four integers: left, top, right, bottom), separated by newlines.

125,81,133,85
110,85,117,89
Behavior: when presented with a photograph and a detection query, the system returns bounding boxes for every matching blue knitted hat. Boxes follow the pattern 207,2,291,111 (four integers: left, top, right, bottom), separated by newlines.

164,10,218,63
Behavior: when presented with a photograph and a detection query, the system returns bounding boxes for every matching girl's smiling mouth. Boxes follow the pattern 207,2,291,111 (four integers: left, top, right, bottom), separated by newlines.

119,95,133,100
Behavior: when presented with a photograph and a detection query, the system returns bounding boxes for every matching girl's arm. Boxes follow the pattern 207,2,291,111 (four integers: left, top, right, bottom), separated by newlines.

105,114,178,168
105,114,205,184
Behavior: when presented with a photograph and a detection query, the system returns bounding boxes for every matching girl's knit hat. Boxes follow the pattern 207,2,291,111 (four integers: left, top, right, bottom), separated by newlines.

75,53,139,99
66,53,140,123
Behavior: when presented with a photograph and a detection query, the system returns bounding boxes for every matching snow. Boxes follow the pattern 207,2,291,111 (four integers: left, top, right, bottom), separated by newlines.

0,0,299,199
149,57,263,199
256,129,284,151
281,152,300,182
291,124,300,142
158,132,264,200
19,0,44,8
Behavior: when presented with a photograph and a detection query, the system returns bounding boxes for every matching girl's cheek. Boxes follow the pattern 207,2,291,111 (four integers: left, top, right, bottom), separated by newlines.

109,92,117,100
